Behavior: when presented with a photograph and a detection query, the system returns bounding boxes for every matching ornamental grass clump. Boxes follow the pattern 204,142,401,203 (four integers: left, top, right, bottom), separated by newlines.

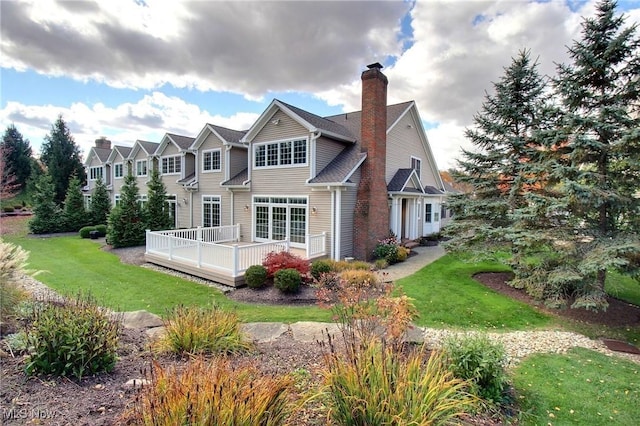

321,338,476,425
128,357,294,426
442,333,509,405
155,304,253,355
25,293,121,379
0,239,30,334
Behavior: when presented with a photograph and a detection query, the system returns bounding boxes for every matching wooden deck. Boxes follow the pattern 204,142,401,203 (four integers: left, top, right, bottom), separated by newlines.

145,251,245,287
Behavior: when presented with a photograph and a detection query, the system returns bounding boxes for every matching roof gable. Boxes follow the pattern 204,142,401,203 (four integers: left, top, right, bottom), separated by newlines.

107,145,132,163
388,168,425,193
157,133,195,156
84,147,111,167
191,123,247,150
241,99,356,144
128,140,159,160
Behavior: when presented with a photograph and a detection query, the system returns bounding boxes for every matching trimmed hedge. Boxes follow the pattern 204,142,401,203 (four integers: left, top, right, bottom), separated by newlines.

274,268,301,293
245,265,268,289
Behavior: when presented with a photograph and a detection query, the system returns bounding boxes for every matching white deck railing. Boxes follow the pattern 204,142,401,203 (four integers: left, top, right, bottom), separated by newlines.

146,226,327,278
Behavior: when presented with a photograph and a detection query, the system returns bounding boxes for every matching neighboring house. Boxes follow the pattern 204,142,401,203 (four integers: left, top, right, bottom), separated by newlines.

83,137,113,208
84,63,449,269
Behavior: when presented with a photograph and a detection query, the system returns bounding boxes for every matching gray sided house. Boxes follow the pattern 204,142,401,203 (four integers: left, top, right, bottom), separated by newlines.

83,64,450,284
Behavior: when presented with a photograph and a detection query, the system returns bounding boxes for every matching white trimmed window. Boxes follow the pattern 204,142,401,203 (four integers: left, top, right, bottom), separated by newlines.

254,138,307,168
202,195,221,228
166,195,177,227
161,155,181,174
114,163,124,179
83,194,92,210
136,160,148,177
114,194,121,207
425,203,432,223
89,166,103,181
202,149,221,172
411,156,422,178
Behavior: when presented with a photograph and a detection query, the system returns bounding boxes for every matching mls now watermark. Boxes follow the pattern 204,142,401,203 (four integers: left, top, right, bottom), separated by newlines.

2,407,59,420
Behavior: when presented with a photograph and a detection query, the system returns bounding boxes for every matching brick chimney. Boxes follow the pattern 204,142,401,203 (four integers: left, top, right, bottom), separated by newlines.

354,63,389,261
95,137,111,150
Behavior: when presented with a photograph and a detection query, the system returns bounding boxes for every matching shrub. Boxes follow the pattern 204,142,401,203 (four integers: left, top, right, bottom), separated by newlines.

310,259,332,280
321,339,476,425
442,334,509,404
127,357,293,425
0,240,30,334
374,258,388,270
245,265,268,289
274,268,301,294
155,304,252,355
397,246,410,262
338,269,378,287
3,206,15,213
373,236,401,264
95,224,107,237
262,251,310,279
25,294,121,379
329,259,371,272
14,204,23,210
79,226,96,239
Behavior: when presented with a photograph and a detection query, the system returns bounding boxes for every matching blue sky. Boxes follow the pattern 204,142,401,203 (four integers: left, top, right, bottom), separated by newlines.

1,0,639,170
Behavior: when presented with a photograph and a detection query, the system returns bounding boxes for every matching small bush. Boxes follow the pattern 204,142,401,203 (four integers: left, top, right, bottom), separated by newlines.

397,246,410,262
274,268,301,294
322,340,476,425
442,334,509,404
13,204,23,210
79,226,96,239
155,304,252,355
311,259,332,280
3,206,15,213
0,240,30,334
373,236,401,264
95,224,107,236
329,259,371,272
127,357,294,426
245,264,268,289
25,294,121,379
338,269,378,287
263,251,310,279
374,258,389,270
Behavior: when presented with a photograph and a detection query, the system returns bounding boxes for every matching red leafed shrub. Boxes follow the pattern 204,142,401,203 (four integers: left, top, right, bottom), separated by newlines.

262,251,311,281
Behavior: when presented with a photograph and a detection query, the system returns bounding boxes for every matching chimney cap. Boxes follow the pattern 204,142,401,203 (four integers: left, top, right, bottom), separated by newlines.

367,62,383,70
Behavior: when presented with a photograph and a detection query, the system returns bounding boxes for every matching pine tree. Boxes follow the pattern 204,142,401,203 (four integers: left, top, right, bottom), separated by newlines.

145,168,173,231
445,50,552,262
89,177,111,226
1,124,32,191
546,0,640,310
40,115,86,204
107,173,146,248
0,144,20,199
62,175,89,232
29,173,64,234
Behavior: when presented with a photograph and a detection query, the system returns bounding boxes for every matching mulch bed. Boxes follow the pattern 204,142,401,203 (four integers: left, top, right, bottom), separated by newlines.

473,272,640,327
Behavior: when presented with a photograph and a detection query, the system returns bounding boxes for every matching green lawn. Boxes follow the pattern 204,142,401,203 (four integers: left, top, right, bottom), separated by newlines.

513,347,640,425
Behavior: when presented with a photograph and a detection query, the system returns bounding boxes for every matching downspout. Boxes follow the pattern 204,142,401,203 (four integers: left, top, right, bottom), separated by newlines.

330,190,335,259
335,188,342,260
229,190,234,225
189,191,194,228
310,131,320,181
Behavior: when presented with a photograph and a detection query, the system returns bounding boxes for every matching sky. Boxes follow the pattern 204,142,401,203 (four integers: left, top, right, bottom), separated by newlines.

1,0,639,170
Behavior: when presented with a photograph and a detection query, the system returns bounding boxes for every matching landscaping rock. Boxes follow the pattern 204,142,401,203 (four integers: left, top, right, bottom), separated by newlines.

241,322,289,343
290,321,340,343
122,378,151,390
145,326,166,340
118,310,163,329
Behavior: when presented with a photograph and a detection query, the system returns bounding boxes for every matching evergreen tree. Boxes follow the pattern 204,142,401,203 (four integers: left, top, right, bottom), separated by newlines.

62,175,89,231
40,115,86,204
544,0,640,310
445,50,552,263
29,173,64,234
0,144,19,199
145,168,173,231
89,177,111,226
107,173,146,248
1,124,32,190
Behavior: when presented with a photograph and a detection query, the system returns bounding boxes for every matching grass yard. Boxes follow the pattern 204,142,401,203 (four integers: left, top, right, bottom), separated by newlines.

513,347,640,425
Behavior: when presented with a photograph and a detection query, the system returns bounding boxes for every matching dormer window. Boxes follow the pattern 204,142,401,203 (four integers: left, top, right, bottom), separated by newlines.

161,155,181,175
114,163,124,179
254,138,307,168
89,166,103,181
202,149,221,172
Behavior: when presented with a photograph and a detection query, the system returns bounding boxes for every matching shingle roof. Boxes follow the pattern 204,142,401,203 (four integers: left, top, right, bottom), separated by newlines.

177,172,196,184
423,185,444,195
93,148,111,163
308,146,366,185
208,124,247,144
222,168,248,186
279,100,356,142
387,169,415,192
167,133,195,150
138,140,159,155
324,101,413,138
113,145,132,158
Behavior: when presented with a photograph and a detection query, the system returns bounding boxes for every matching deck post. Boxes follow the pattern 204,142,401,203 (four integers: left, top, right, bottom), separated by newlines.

145,229,150,254
168,235,173,260
197,226,202,241
232,244,239,277
235,223,240,242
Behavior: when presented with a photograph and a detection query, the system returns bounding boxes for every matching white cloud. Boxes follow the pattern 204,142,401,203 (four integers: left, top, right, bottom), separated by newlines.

0,94,259,159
